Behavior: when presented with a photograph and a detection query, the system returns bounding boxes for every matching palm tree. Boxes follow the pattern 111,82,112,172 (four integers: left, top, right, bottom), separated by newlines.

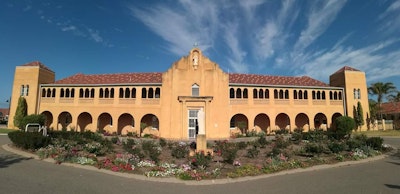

368,82,396,119
388,91,400,102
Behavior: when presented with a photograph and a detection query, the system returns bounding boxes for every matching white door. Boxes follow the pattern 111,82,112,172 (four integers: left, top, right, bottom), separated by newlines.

188,109,198,139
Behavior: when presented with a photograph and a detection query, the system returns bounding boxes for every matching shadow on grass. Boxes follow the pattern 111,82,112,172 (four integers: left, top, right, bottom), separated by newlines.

0,154,33,168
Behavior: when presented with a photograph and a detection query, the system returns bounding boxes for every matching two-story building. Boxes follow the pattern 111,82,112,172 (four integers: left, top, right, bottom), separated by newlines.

8,48,370,139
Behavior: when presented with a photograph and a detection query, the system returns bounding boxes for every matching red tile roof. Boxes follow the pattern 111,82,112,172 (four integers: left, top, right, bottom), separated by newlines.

54,72,163,85
381,102,400,114
22,61,54,72
332,66,361,75
0,108,9,116
229,73,329,87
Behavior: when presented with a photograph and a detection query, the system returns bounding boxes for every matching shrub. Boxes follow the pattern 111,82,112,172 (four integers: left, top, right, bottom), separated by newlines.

123,139,144,158
304,143,325,155
274,135,290,149
334,116,355,140
141,141,162,163
257,134,269,148
159,138,167,147
190,151,212,169
227,164,262,178
8,131,51,150
366,137,383,150
328,141,346,153
302,129,326,142
14,97,27,129
19,114,45,131
214,140,238,164
171,142,189,159
246,146,260,158
236,141,248,150
275,129,289,135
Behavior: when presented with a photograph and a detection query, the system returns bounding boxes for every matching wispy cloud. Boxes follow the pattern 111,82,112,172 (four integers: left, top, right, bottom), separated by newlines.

378,0,400,35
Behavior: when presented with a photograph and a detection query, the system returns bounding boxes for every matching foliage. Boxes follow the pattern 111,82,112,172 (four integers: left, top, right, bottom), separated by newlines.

236,141,248,150
327,141,346,153
13,97,27,129
246,146,260,158
274,135,290,149
123,139,144,158
171,142,189,159
353,102,365,130
214,140,238,164
275,129,289,135
334,116,356,140
346,134,367,151
141,140,162,163
159,138,167,147
366,137,383,150
368,82,396,119
8,131,51,150
388,91,400,102
257,134,270,148
304,142,325,155
368,99,378,125
19,114,45,130
302,129,326,142
227,164,262,178
190,151,212,169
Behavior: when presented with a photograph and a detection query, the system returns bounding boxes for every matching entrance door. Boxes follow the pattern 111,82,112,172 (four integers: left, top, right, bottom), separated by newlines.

188,109,198,139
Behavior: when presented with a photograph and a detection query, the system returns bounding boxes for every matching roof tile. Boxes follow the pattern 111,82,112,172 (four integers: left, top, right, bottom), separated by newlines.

22,61,54,72
229,73,329,87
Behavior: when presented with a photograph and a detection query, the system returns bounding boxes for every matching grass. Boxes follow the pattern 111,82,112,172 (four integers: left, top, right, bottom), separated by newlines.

354,130,400,137
0,128,15,134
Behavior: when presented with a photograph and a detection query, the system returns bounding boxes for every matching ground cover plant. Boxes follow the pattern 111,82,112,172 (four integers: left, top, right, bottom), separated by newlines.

8,125,394,181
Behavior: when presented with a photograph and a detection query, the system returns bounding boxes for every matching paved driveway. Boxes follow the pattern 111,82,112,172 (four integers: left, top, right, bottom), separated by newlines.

0,135,399,194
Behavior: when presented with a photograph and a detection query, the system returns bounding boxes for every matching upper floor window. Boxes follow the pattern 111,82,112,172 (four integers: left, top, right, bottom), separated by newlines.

192,84,199,96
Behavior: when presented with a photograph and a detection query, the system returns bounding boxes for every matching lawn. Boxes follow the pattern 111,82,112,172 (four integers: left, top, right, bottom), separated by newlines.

0,128,15,134
354,130,400,137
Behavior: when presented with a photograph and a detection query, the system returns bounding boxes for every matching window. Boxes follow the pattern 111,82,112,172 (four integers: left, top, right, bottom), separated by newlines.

284,90,289,99
304,91,308,99
259,89,264,98
25,85,29,96
155,88,160,98
125,88,130,98
279,90,284,99
230,88,235,98
100,88,104,98
119,88,124,98
20,85,25,96
299,90,303,99
293,90,298,99
47,88,51,97
52,88,56,98
110,88,114,98
274,89,278,99
236,88,242,98
71,89,75,98
192,84,199,96
105,88,109,98
243,89,248,98
79,89,84,98
131,88,136,98
265,89,269,99
148,88,154,98
42,88,46,97
90,89,95,98
142,88,147,98
61,89,65,98
253,89,258,99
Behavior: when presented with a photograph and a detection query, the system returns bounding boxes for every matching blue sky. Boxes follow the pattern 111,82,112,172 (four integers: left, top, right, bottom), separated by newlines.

1,0,400,108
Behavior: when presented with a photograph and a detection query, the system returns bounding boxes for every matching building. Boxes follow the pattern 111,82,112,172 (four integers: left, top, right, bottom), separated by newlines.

381,102,400,129
8,48,370,139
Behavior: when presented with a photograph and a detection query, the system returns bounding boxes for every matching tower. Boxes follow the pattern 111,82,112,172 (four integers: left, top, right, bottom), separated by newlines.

8,61,55,129
330,66,370,130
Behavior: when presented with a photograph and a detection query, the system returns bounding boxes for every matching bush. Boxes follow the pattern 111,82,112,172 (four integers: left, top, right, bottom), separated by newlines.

190,151,212,169
123,139,144,158
275,129,289,135
141,141,162,163
274,135,290,149
19,114,45,131
236,141,248,150
334,116,355,140
214,141,238,164
8,131,51,150
366,137,383,150
171,142,189,159
246,146,260,158
159,138,167,147
257,134,269,148
304,143,325,155
302,129,326,142
328,141,346,153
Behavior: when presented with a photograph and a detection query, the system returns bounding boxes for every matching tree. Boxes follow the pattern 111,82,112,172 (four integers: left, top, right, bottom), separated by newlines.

13,97,27,129
388,91,400,102
19,114,45,130
334,116,356,140
368,82,396,119
357,101,364,130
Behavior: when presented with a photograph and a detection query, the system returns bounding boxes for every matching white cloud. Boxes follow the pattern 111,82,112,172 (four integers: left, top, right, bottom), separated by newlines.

294,0,347,52
87,28,103,43
378,0,400,35
61,25,76,32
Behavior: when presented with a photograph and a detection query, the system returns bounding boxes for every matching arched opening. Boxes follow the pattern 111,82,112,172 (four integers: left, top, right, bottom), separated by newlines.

41,111,53,128
230,88,235,98
236,88,242,98
98,113,112,132
331,113,343,130
118,113,134,135
295,113,309,132
230,114,249,134
254,113,270,133
253,89,258,99
58,112,72,130
77,112,93,132
140,114,160,137
314,113,327,130
275,113,290,131
148,88,154,98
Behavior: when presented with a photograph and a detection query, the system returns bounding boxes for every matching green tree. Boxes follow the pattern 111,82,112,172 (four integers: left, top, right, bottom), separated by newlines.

334,116,356,140
388,91,400,102
368,82,396,119
13,97,27,129
19,114,45,130
356,101,364,130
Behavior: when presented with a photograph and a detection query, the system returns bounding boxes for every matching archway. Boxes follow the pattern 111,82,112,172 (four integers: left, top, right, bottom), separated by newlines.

295,113,309,132
230,114,249,134
331,112,343,130
254,113,270,133
314,113,327,130
77,112,93,132
140,114,159,137
275,113,290,131
41,111,53,128
118,113,134,135
98,113,112,132
57,111,72,130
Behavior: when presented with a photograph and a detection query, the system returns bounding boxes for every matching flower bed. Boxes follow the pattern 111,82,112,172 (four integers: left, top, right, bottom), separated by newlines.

9,130,393,181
